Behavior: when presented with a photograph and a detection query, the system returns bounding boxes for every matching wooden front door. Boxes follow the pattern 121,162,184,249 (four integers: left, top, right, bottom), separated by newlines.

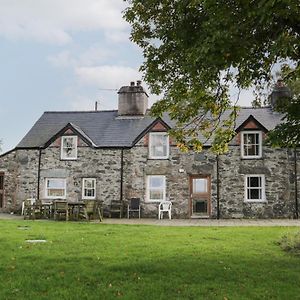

0,173,4,208
190,176,211,217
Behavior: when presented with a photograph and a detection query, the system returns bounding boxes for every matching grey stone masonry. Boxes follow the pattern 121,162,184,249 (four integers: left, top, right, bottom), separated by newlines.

0,149,39,212
0,135,299,219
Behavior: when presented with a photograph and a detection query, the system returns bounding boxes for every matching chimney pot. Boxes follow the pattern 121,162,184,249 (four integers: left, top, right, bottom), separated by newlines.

137,80,142,86
277,78,284,88
130,81,135,86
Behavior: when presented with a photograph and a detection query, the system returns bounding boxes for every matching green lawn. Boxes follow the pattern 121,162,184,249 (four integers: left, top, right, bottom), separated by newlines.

0,221,299,300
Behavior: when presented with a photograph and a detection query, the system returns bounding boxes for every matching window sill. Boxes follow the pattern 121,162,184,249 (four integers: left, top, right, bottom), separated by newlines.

60,158,78,161
148,157,170,160
244,200,267,203
241,156,262,160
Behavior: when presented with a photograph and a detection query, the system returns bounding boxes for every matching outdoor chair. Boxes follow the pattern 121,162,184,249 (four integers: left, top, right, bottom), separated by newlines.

158,201,172,220
109,200,122,218
23,198,39,220
83,200,103,221
21,198,36,216
53,200,69,221
127,198,141,219
40,200,53,219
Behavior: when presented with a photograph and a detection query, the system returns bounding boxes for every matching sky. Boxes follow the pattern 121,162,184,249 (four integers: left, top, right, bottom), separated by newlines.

0,0,254,153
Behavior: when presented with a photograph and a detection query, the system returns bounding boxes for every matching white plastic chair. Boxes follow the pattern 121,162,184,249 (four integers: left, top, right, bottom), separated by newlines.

158,201,172,220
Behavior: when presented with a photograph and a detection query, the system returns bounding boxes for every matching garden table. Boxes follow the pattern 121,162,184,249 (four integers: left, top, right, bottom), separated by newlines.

67,202,87,220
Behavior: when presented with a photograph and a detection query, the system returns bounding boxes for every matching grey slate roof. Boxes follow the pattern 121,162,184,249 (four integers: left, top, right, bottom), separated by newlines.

16,107,283,149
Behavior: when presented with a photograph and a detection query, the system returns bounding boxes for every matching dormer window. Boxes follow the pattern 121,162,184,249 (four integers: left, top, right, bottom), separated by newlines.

241,131,262,159
61,136,77,160
149,132,169,159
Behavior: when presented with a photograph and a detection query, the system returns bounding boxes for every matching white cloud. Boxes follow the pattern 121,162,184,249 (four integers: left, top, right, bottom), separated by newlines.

47,46,114,68
105,30,130,43
75,65,142,89
0,0,128,44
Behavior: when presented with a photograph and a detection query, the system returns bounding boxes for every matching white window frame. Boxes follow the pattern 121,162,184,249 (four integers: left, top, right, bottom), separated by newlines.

149,132,169,159
61,136,78,160
241,131,262,159
45,178,66,199
244,175,266,202
146,175,166,202
82,178,96,199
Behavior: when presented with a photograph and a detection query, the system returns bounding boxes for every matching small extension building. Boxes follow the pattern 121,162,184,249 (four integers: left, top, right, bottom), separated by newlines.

0,81,299,218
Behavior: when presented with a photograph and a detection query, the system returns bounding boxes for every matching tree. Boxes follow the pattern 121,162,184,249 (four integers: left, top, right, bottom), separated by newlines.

267,66,300,148
124,0,300,153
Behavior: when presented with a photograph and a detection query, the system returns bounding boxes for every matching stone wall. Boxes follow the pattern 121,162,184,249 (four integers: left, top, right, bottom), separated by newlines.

0,136,299,218
0,149,39,212
123,135,218,218
123,134,299,218
218,147,297,218
39,142,122,211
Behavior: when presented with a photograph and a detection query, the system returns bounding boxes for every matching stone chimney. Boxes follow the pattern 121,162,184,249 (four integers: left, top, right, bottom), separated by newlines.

270,78,291,110
118,81,148,116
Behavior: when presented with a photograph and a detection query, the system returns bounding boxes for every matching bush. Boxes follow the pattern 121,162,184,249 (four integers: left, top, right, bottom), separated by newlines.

278,231,300,255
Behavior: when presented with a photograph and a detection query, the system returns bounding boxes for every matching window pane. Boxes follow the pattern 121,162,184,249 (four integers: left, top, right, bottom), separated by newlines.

61,136,77,159
85,189,95,197
246,134,255,144
63,148,76,158
48,188,65,197
150,190,163,200
249,188,260,199
249,177,260,187
148,176,165,201
247,144,256,156
246,176,264,201
83,179,96,198
193,199,207,213
47,179,65,189
84,179,95,189
150,133,168,158
193,179,207,193
46,178,66,198
243,133,260,157
150,177,164,188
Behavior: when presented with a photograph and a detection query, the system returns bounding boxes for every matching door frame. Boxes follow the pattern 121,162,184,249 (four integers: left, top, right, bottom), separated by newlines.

189,175,211,217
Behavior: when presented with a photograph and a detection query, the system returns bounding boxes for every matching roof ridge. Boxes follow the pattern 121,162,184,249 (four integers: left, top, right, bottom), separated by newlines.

44,110,118,114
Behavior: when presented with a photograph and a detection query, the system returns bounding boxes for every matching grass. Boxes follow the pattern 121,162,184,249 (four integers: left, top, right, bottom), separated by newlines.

278,231,300,255
0,221,299,300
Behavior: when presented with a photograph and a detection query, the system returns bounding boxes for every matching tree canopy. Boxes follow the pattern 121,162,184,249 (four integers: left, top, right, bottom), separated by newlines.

124,0,300,153
267,66,300,148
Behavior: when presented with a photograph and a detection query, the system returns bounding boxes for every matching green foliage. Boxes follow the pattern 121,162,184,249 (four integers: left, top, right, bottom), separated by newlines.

267,66,300,148
124,0,300,153
278,231,300,255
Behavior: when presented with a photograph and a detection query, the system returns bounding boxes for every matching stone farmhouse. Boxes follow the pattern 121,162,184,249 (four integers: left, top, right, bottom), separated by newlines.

0,81,299,218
